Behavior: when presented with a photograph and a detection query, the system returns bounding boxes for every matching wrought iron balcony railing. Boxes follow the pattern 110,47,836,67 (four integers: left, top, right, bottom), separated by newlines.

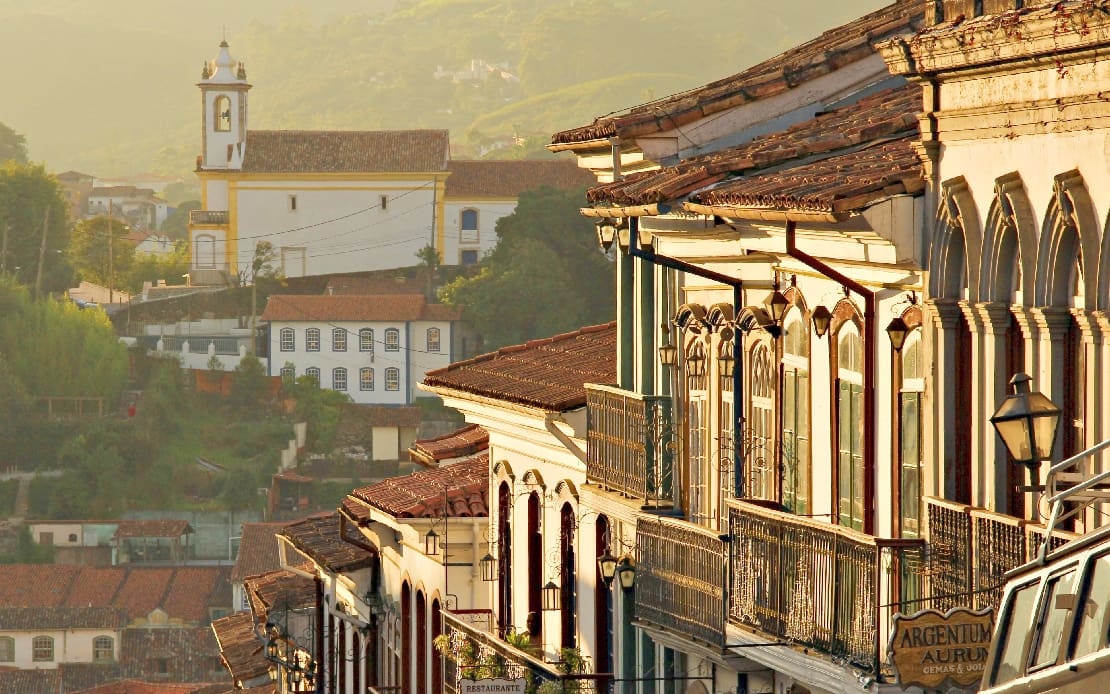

586,384,673,506
189,210,230,225
636,516,727,648
922,497,1079,612
727,500,925,674
440,609,605,694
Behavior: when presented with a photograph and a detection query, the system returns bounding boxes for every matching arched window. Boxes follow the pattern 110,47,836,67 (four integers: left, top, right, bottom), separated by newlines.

306,328,321,352
279,327,295,352
360,367,375,391
460,209,479,243
385,328,400,352
305,367,321,386
426,327,441,353
93,636,114,662
214,95,231,131
194,234,217,268
900,329,924,538
497,482,512,634
782,310,810,515
837,324,865,531
527,492,542,648
32,636,53,662
280,365,295,384
360,328,375,353
333,367,347,391
559,502,577,649
747,341,776,501
0,636,13,662
333,327,347,352
385,368,400,391
431,598,443,694
401,582,411,694
686,338,709,521
416,591,427,694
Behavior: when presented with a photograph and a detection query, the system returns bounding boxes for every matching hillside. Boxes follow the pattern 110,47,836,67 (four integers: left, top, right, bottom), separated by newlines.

0,0,888,176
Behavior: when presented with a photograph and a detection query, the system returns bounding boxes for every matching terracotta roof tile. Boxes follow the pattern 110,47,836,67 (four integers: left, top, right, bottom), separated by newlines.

553,1,923,145
691,137,922,214
161,568,224,623
232,523,301,583
0,564,81,606
0,606,129,630
260,294,460,322
423,323,616,411
0,670,60,694
240,130,449,173
244,570,317,623
114,520,193,539
445,160,593,197
410,424,489,466
63,568,128,609
212,612,271,684
59,664,124,693
343,405,423,429
71,680,213,694
119,626,227,683
588,84,921,207
349,454,490,518
279,513,377,573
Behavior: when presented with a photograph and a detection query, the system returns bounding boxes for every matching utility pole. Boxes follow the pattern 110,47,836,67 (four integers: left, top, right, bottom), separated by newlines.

1,222,8,273
108,199,114,304
34,206,49,300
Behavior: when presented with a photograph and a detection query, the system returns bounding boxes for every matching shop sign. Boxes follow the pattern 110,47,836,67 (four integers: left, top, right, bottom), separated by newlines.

460,678,527,694
888,607,994,690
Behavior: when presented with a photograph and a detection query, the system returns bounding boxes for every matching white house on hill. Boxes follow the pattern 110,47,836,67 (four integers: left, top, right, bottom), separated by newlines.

260,293,460,406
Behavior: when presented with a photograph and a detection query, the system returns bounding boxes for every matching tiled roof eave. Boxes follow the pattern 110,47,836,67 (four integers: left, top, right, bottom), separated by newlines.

421,382,575,414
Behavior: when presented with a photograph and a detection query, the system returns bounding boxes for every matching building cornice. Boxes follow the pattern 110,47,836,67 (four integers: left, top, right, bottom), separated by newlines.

881,3,1110,78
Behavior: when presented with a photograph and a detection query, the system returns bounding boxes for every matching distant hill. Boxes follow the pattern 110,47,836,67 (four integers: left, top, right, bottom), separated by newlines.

0,0,888,176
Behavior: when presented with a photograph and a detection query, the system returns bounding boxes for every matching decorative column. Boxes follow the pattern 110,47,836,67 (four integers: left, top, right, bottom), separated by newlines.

1027,306,1073,488
969,303,1017,512
925,298,962,500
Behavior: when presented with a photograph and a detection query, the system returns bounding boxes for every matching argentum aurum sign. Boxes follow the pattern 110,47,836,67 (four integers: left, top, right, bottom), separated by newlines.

888,607,994,689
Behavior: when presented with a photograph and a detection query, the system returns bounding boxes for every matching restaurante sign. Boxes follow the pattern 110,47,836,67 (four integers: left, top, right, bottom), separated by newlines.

888,607,994,689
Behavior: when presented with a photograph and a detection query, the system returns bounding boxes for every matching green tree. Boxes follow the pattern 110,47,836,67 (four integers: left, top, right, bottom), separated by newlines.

0,162,71,292
0,123,28,164
440,186,614,350
69,215,136,291
160,200,200,240
287,374,351,451
230,354,270,410
123,241,190,294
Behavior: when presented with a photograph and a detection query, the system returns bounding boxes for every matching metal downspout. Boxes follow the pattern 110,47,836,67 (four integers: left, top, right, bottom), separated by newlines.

626,217,746,499
783,221,877,534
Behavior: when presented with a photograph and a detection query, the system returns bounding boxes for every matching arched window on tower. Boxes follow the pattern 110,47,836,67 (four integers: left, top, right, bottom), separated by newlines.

214,95,231,132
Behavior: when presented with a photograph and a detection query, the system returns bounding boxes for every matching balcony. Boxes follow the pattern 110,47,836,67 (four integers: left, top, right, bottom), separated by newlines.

440,609,605,693
727,500,924,674
635,517,727,648
586,384,673,506
189,210,229,225
922,497,1079,612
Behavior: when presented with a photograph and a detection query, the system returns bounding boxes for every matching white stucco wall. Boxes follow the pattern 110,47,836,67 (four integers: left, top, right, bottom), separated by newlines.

0,629,119,669
441,200,515,265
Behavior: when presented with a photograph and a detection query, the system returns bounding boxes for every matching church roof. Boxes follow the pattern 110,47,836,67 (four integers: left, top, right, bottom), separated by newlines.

444,159,593,198
241,130,450,174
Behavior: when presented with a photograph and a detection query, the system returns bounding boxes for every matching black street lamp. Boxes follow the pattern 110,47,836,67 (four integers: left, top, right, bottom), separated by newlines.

811,305,832,338
886,316,910,352
480,553,497,583
542,581,561,611
990,373,1062,486
597,551,618,587
616,557,636,591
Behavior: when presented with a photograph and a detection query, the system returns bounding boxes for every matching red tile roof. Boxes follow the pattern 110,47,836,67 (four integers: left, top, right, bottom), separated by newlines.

348,454,490,518
0,606,129,630
423,322,617,411
690,137,922,215
231,522,304,583
0,565,230,624
345,405,423,429
551,1,923,145
244,570,317,623
410,424,489,466
240,130,449,173
587,85,921,208
445,160,593,197
261,293,461,322
72,681,215,694
0,670,59,694
279,513,377,573
114,519,193,539
212,612,271,684
119,626,227,683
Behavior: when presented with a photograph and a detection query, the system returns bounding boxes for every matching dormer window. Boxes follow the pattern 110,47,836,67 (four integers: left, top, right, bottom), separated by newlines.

215,96,231,132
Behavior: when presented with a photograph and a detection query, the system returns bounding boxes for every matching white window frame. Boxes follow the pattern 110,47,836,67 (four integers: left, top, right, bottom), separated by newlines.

306,328,321,352
360,367,375,391
280,328,295,352
0,636,13,662
426,327,441,352
305,367,321,385
32,636,53,662
385,328,400,352
333,367,347,391
93,636,114,662
360,328,375,353
385,367,400,391
333,327,347,352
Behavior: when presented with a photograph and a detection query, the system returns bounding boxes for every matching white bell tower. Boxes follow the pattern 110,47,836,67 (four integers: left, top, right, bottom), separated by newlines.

198,40,250,170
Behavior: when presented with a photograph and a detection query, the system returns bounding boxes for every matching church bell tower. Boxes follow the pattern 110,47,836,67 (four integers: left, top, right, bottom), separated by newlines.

198,40,250,170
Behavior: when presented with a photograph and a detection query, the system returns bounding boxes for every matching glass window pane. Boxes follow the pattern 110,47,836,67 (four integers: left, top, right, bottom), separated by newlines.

1074,554,1110,659
1030,571,1077,670
994,582,1041,685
